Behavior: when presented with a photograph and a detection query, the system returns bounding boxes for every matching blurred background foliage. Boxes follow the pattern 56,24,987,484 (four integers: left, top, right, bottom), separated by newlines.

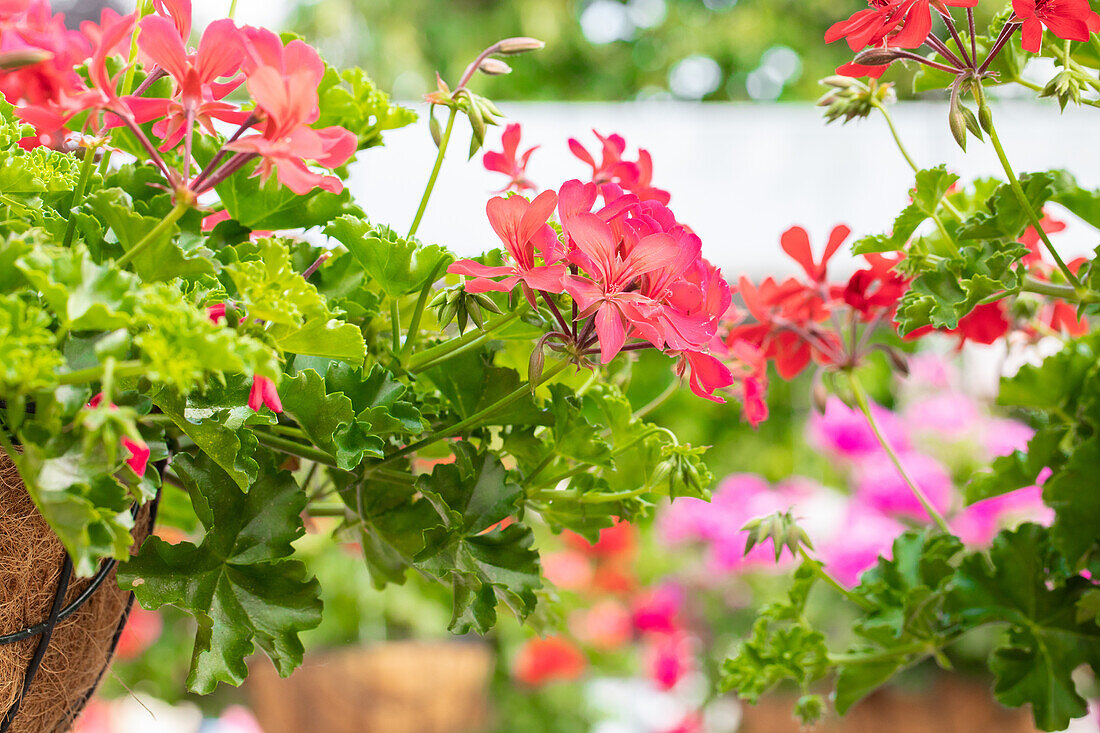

285,0,1004,102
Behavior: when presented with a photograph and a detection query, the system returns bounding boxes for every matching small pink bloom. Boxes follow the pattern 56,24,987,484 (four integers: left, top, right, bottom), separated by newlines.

248,374,282,413
981,417,1034,458
951,486,1054,546
570,599,632,650
903,392,980,439
855,450,953,521
819,505,906,587
810,395,909,458
644,631,693,691
483,122,537,192
122,436,150,476
631,582,685,635
206,302,227,323
115,606,162,659
542,549,594,590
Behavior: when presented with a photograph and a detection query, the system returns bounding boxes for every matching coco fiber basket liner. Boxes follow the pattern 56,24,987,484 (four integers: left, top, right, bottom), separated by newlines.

0,451,154,733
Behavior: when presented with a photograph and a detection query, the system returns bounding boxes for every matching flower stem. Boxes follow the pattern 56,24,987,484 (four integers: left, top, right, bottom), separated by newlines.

255,431,338,467
389,298,402,354
378,358,570,466
797,547,874,611
400,258,450,358
408,107,457,238
975,86,1083,291
407,305,527,373
99,0,151,177
115,200,189,268
1022,275,1093,301
62,141,101,248
57,360,145,386
848,372,951,533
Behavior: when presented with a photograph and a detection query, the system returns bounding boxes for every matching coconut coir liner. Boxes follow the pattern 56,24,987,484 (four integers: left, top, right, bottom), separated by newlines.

0,451,151,732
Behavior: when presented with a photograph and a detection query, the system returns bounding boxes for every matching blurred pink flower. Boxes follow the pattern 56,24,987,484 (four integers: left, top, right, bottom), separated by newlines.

632,582,685,635
571,599,633,650
809,396,908,458
819,505,906,586
951,486,1054,545
903,391,981,438
644,631,693,691
905,352,956,390
542,549,594,590
217,706,265,733
855,450,954,521
981,417,1034,458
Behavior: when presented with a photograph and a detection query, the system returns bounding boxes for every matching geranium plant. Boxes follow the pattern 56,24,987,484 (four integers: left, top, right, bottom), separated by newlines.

0,0,737,701
719,2,1100,730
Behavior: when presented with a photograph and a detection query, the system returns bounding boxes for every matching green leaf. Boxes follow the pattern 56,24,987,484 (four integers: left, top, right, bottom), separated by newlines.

946,524,1100,731
415,445,540,632
119,453,322,694
279,369,385,469
1043,437,1100,565
315,66,417,151
326,216,454,298
85,189,214,282
16,241,137,331
965,426,1064,504
424,347,547,427
853,167,958,254
275,317,366,364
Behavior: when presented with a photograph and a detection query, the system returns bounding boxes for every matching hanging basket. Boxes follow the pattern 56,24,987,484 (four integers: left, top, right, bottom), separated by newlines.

0,451,156,733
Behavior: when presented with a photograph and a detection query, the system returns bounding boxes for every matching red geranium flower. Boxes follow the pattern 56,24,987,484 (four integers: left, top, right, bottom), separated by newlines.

513,636,587,687
248,374,282,413
1013,0,1100,53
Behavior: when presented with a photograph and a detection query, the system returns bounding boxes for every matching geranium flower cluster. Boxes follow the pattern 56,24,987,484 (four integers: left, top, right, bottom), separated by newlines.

659,354,1052,586
1,0,355,196
461,126,765,417
726,224,907,381
827,0,1100,80
520,520,703,731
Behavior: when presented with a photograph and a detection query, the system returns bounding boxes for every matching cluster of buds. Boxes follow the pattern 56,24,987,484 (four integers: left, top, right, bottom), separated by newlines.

424,37,544,156
817,75,897,124
429,284,502,333
741,509,814,563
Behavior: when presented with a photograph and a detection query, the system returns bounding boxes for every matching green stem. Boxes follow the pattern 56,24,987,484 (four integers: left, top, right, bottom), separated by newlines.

62,143,100,248
408,108,457,238
228,0,239,19
634,379,680,420
976,87,1083,291
872,100,919,173
99,0,150,176
400,258,450,358
57,360,144,386
1022,275,1093,302
827,640,940,666
115,201,188,268
255,431,338,467
849,372,951,533
407,306,527,373
872,100,963,244
390,298,402,355
798,547,874,611
378,358,571,466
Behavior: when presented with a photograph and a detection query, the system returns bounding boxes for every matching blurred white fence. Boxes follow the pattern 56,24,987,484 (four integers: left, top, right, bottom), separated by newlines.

349,101,1100,277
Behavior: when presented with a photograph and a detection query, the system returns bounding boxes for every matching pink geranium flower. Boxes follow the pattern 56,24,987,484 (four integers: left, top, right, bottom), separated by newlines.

855,450,953,521
809,395,908,458
448,190,567,305
483,122,537,192
819,505,906,586
952,486,1054,546
225,27,356,194
248,374,282,413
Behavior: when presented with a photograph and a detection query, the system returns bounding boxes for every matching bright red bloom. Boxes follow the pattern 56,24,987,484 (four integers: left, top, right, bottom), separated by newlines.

562,519,637,559
614,149,671,204
483,123,537,192
676,350,735,403
206,302,227,323
449,190,567,305
513,636,587,687
1014,0,1100,52
843,252,908,318
826,0,979,51
782,225,849,283
225,28,356,194
248,374,282,413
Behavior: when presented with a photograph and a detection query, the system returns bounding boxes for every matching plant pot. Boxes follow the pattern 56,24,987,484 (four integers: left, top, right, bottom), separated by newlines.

0,452,153,733
739,678,1038,732
246,640,494,733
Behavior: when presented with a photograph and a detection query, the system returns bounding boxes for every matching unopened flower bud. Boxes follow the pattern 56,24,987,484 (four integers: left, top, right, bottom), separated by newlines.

821,75,859,89
496,37,545,55
0,48,52,70
854,48,902,66
478,58,513,76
